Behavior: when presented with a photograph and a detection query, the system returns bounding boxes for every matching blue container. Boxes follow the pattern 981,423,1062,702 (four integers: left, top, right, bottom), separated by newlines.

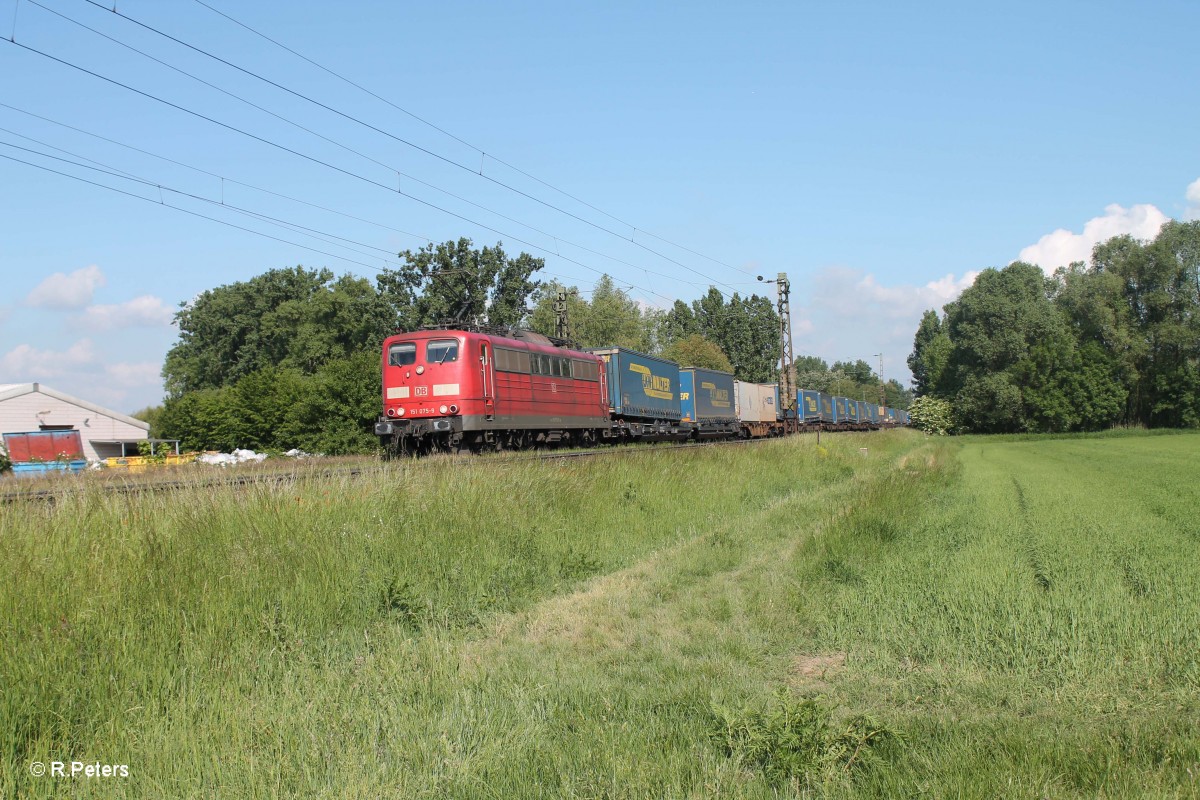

679,368,736,424
800,389,822,422
12,460,87,477
834,396,853,423
817,392,835,423
589,347,682,421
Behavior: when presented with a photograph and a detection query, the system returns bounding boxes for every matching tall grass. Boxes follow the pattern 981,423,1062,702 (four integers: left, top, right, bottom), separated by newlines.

787,432,1200,797
4,430,1196,797
0,436,885,798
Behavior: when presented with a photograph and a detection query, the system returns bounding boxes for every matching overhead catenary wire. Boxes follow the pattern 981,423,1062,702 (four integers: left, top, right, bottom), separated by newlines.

0,101,434,246
0,134,516,272
26,0,591,254
3,37,681,303
72,0,743,294
0,147,594,293
0,136,405,264
1,151,396,273
10,3,708,299
0,106,666,309
189,0,760,280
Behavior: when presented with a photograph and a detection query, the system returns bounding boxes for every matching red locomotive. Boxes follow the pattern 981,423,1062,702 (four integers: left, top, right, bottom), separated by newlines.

374,329,610,455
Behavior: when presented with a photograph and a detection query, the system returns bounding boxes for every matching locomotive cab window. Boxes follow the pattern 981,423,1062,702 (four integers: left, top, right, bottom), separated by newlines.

388,342,416,366
427,340,459,364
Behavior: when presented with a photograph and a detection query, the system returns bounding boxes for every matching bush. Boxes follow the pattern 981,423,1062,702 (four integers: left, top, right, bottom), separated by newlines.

710,692,898,785
909,395,953,435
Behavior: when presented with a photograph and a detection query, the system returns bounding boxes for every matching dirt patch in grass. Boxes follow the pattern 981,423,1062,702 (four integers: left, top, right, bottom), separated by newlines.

789,652,847,690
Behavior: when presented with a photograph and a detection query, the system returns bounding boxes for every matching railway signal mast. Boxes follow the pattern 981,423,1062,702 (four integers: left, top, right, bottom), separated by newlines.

554,290,571,342
759,272,797,433
873,352,885,407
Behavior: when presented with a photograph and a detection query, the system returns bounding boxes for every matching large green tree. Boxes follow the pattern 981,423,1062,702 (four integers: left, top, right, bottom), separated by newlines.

379,238,543,331
163,266,392,397
941,262,1083,432
907,310,952,397
662,334,734,372
158,352,379,455
528,277,657,351
682,288,780,383
907,222,1200,432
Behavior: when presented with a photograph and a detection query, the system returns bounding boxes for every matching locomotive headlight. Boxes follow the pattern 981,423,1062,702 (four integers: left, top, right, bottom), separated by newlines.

396,407,405,416
439,404,448,414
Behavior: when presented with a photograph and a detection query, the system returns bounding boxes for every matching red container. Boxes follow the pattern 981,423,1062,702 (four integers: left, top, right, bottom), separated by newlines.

3,430,85,462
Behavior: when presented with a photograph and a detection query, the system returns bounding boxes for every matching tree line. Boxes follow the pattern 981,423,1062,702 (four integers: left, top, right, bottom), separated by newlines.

908,221,1200,433
152,239,809,454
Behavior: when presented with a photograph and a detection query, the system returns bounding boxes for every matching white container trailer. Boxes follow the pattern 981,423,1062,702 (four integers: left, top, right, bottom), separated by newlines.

734,382,783,437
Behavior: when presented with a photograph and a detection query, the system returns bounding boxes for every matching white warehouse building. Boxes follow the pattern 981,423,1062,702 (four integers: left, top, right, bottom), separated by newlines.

0,382,151,462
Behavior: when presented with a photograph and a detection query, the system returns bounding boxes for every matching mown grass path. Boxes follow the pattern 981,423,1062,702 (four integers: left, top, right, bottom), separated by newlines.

3,431,1198,798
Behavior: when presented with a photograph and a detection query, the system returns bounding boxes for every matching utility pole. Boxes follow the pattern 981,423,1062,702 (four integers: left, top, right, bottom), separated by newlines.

760,273,796,431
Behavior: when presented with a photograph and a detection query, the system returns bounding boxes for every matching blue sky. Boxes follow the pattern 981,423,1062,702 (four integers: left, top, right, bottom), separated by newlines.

2,0,1197,412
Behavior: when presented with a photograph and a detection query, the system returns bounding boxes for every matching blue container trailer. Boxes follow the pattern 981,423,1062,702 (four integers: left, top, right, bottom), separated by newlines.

816,393,835,423
589,347,681,421
679,368,737,433
843,398,860,424
800,389,822,423
834,396,853,424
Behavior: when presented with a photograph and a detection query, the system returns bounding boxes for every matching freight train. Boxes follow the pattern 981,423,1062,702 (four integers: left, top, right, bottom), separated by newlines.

374,328,910,456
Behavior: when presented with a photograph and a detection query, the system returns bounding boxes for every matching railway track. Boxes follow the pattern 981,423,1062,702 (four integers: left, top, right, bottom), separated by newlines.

0,436,787,506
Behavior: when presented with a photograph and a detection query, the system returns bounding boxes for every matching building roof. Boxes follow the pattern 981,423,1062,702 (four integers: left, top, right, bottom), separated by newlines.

0,383,150,431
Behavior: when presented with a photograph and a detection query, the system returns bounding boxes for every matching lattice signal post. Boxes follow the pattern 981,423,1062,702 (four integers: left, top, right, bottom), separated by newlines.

759,272,797,432
554,290,570,341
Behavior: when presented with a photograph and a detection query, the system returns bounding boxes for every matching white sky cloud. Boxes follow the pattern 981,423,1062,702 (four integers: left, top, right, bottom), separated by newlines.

794,267,978,383
0,338,97,381
104,361,163,386
74,295,175,331
1186,177,1200,221
1018,203,1169,273
0,339,164,412
25,265,107,310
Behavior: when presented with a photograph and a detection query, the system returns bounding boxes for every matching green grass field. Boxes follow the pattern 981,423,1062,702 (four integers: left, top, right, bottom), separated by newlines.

2,431,1198,798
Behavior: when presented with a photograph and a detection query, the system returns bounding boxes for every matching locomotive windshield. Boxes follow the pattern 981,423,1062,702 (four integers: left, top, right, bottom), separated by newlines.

427,339,459,364
388,342,416,366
